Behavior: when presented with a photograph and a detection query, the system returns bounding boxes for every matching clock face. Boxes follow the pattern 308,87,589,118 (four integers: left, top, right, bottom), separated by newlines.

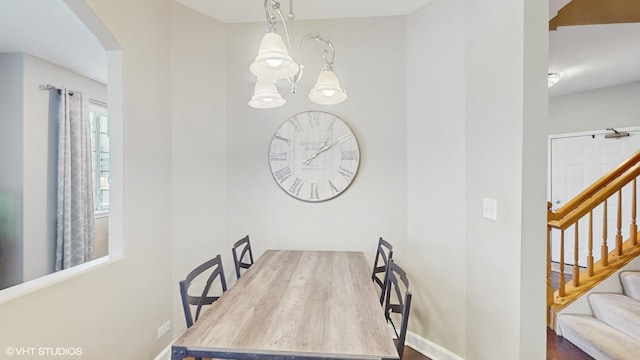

269,111,360,202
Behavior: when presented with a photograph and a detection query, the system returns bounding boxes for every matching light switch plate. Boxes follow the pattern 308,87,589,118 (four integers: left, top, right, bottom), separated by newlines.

157,321,171,339
483,198,497,221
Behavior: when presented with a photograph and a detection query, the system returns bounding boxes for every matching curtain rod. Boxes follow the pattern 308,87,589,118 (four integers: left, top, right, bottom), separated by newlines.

39,84,78,95
39,84,107,107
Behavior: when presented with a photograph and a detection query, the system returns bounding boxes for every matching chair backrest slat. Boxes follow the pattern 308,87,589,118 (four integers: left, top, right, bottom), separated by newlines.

232,235,254,279
372,237,394,304
384,259,412,359
179,254,227,328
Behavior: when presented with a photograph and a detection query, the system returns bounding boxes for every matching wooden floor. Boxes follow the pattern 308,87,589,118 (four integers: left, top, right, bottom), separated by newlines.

399,328,593,360
400,345,429,360
546,328,594,360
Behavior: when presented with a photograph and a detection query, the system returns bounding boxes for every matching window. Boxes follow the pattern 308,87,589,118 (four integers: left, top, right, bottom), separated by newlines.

89,101,109,213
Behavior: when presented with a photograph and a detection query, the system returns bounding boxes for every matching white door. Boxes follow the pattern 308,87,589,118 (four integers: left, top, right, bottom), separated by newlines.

549,128,640,266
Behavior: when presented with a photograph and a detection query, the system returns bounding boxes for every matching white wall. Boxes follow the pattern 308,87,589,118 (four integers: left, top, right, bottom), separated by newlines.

170,2,228,336
549,81,640,135
168,7,410,348
224,16,407,264
464,0,547,359
0,0,174,358
520,0,549,357
169,3,409,346
407,1,548,359
407,0,467,356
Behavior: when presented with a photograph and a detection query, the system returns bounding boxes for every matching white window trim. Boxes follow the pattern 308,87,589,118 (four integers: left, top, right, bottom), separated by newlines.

89,101,109,214
0,255,125,304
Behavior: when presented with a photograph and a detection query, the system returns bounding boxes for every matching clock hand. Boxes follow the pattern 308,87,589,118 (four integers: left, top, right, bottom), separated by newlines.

331,133,353,147
302,134,354,165
302,137,331,165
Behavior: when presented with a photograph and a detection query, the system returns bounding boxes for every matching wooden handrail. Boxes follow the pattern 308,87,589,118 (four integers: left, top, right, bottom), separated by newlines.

547,148,640,329
548,162,640,230
551,150,640,221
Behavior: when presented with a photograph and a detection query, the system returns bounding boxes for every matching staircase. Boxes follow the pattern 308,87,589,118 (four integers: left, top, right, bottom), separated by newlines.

558,271,640,360
547,149,640,327
547,150,640,357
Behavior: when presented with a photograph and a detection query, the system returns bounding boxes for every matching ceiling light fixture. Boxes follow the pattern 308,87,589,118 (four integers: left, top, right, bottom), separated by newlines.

548,72,562,88
248,0,347,109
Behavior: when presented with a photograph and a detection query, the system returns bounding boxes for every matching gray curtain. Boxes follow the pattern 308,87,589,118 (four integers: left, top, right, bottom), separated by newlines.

55,89,95,271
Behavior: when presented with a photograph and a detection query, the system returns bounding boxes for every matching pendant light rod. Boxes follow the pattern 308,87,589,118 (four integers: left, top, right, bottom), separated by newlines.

263,0,278,25
263,0,294,59
300,35,335,65
288,34,335,94
249,0,348,109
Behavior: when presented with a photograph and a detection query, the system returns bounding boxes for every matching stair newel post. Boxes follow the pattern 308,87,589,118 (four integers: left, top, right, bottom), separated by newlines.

632,178,637,246
588,210,594,277
547,224,554,326
602,199,609,267
616,190,623,256
573,221,580,287
559,229,566,297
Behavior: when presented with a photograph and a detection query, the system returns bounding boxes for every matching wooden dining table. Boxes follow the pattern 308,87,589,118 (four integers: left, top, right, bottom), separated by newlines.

171,250,400,360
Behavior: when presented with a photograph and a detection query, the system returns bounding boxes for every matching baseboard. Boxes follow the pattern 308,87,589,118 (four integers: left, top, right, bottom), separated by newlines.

153,344,171,360
406,330,465,360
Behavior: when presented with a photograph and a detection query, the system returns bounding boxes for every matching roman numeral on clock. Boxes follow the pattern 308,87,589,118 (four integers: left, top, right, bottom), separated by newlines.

309,183,319,200
274,166,293,183
270,151,287,161
337,167,355,181
274,133,290,144
289,178,303,196
289,117,303,133
328,180,340,195
341,150,358,161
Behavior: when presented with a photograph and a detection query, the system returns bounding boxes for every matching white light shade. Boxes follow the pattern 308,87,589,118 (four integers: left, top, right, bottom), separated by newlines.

308,69,347,105
548,73,562,88
250,32,299,81
248,80,286,109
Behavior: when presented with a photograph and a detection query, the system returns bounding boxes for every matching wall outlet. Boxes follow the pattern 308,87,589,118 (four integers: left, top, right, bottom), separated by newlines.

157,321,171,339
482,198,498,221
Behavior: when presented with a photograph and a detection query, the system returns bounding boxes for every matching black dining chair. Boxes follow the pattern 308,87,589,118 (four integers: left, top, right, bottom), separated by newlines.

179,254,228,328
232,235,254,279
372,237,394,304
384,259,412,359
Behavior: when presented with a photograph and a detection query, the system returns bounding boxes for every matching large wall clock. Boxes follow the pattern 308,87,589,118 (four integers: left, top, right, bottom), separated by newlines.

268,111,360,202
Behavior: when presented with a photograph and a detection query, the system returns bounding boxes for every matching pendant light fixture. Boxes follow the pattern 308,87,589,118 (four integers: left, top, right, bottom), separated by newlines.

248,0,348,109
248,80,286,109
548,72,562,88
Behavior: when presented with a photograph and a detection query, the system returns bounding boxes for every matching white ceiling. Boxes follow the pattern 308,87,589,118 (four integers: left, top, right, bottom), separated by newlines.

547,0,640,97
548,22,640,97
0,0,106,84
174,0,434,23
1,0,637,98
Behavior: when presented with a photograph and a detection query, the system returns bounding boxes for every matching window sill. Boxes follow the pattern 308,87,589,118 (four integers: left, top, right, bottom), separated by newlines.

0,254,125,305
94,211,109,219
